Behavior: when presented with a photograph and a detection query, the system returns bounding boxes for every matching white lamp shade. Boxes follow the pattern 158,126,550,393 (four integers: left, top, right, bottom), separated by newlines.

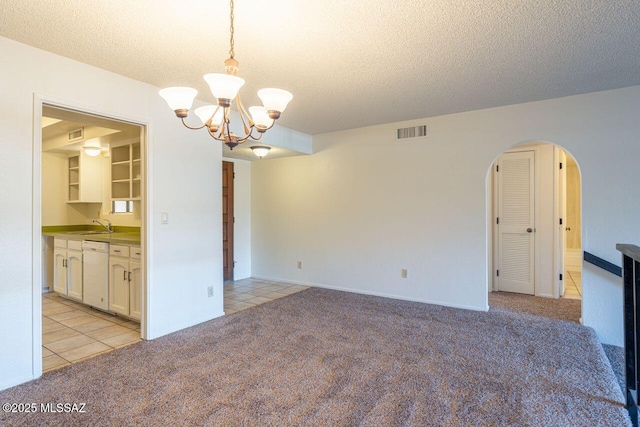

82,146,102,157
251,146,271,158
249,106,274,128
159,87,198,111
258,88,293,113
203,73,245,100
194,105,224,126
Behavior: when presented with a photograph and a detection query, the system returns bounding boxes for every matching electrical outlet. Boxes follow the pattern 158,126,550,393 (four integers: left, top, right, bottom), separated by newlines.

401,269,408,279
207,286,214,298
297,261,303,269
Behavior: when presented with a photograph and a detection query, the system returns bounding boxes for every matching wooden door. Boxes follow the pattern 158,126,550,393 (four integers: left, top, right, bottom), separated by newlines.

222,161,234,281
497,150,535,295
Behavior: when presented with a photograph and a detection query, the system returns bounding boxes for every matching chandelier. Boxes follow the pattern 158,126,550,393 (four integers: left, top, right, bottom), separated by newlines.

159,0,293,150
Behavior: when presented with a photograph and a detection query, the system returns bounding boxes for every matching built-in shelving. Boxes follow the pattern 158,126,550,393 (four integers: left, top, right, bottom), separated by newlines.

67,153,101,203
111,141,141,200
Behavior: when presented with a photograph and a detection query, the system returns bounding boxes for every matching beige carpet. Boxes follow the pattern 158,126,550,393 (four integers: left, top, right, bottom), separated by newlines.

0,288,630,426
489,291,582,323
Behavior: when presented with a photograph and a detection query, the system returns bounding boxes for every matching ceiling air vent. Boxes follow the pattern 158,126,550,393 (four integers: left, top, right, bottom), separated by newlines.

68,127,84,143
396,125,427,140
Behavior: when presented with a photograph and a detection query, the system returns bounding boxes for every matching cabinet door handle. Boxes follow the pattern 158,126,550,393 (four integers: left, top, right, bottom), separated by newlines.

128,271,131,282
63,259,67,268
124,270,127,280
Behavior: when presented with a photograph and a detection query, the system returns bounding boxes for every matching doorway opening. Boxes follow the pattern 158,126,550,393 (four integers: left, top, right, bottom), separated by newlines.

488,142,582,319
38,104,147,373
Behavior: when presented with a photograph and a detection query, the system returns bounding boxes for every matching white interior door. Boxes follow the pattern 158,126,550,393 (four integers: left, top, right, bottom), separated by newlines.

497,150,535,295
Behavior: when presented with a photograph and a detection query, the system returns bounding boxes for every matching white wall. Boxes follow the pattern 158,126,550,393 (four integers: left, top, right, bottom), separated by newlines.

222,157,252,280
0,35,310,390
0,37,225,390
252,86,640,346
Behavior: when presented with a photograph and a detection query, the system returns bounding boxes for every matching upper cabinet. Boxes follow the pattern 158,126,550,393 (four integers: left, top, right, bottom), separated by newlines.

67,152,101,203
111,142,141,200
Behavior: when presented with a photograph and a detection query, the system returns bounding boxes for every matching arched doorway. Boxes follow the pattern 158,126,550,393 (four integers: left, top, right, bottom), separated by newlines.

487,141,583,318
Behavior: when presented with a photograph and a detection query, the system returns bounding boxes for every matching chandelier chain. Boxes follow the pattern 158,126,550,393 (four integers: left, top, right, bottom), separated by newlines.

229,0,235,59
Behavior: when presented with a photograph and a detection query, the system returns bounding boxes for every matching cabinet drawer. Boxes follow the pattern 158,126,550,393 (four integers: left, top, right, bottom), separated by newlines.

110,245,130,257
130,246,142,259
68,240,82,251
54,238,67,249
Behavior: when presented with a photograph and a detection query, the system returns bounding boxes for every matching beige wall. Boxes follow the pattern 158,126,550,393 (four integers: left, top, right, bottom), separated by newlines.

42,152,99,226
41,152,141,227
565,156,581,250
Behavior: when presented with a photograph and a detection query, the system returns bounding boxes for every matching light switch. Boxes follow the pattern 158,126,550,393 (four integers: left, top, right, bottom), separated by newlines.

161,212,169,224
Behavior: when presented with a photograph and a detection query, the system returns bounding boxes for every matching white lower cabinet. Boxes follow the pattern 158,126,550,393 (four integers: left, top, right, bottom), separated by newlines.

108,245,142,321
52,238,142,321
109,256,129,316
53,238,83,301
66,249,83,301
129,260,142,321
53,247,67,294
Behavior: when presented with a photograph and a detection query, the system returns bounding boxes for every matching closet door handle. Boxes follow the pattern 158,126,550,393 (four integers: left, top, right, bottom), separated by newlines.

124,270,127,280
128,271,132,282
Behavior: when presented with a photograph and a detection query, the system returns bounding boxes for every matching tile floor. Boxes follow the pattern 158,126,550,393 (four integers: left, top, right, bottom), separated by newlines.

42,278,307,372
42,293,140,372
562,269,582,300
224,278,308,314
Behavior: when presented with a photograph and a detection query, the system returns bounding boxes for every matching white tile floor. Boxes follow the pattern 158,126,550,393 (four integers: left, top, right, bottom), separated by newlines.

42,293,140,372
42,278,307,372
562,270,582,300
224,278,308,314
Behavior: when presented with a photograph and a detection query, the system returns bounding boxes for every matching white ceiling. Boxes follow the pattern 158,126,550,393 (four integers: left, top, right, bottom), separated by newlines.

1,1,639,135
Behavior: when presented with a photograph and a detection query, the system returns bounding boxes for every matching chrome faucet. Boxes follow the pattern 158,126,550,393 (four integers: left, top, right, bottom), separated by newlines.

93,219,112,233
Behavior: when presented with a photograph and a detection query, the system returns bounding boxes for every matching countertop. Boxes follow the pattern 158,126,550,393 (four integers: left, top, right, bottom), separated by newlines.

43,231,141,246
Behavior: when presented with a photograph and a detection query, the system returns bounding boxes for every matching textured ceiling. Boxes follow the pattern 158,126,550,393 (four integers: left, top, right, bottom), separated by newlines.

1,1,639,135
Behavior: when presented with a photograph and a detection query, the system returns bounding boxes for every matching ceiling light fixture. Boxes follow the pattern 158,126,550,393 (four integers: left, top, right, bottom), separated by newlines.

250,146,271,159
82,146,103,157
159,0,293,150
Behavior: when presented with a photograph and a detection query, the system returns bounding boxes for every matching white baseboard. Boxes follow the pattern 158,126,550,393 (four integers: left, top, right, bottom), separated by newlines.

147,310,225,340
251,275,489,312
0,374,35,392
535,293,554,299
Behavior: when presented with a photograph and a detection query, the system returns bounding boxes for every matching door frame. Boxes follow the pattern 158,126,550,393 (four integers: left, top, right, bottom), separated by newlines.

32,93,151,378
553,147,566,299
